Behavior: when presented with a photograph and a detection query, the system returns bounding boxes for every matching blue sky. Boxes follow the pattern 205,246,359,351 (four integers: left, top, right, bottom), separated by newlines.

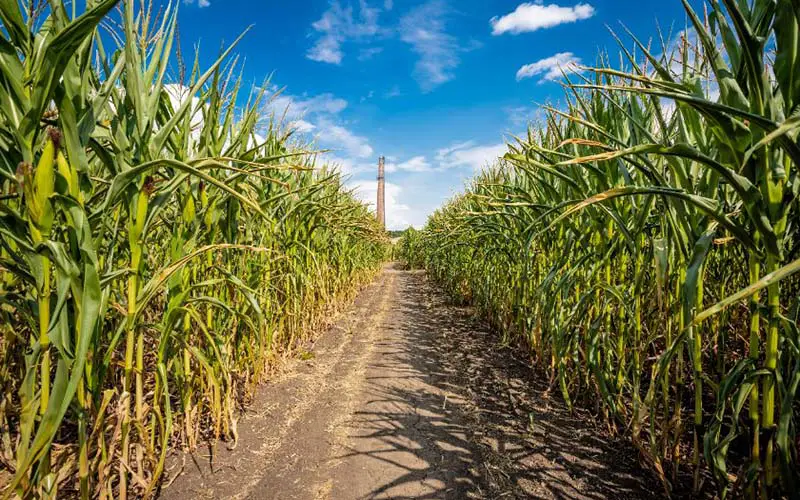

175,0,698,229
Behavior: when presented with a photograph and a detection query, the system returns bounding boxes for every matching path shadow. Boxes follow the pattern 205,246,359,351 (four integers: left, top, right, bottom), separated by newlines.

335,270,663,499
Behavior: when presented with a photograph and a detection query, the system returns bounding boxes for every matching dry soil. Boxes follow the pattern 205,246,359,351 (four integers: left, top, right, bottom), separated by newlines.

160,265,662,499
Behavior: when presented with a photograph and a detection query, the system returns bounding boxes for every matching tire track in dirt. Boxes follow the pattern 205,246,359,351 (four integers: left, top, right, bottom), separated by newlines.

161,270,395,499
161,266,661,500
243,270,396,499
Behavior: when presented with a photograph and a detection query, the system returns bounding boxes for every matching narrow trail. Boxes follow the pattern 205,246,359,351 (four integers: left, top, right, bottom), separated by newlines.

161,265,660,499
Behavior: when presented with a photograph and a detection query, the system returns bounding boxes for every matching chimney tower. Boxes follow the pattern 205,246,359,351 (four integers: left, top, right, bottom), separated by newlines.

377,156,386,229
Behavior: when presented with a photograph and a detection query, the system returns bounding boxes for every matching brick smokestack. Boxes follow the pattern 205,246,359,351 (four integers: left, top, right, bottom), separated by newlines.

377,156,386,229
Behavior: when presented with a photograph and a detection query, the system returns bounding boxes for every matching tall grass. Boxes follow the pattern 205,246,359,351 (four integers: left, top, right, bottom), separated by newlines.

405,0,800,496
0,1,387,497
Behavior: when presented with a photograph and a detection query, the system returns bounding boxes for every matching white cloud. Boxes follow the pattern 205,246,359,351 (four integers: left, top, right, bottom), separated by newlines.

358,47,384,61
436,140,476,158
360,90,376,103
307,1,383,65
399,1,461,91
491,2,595,35
436,141,507,171
265,88,349,133
305,94,348,114
345,144,509,229
385,155,431,173
349,180,416,230
516,52,582,82
316,118,374,159
308,36,345,64
183,0,210,7
321,155,375,176
267,91,348,119
293,119,316,133
263,86,376,172
505,105,543,127
384,86,402,98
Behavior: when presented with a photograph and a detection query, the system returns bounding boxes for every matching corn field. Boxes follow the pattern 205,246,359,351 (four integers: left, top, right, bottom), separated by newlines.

0,1,387,498
395,228,424,269
401,0,800,497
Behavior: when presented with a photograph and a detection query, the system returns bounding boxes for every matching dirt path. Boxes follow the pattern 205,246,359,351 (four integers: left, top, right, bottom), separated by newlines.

160,265,660,499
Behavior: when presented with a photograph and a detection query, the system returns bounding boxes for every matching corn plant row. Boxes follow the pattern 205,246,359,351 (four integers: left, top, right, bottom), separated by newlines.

395,228,425,269
0,1,388,498
402,0,800,497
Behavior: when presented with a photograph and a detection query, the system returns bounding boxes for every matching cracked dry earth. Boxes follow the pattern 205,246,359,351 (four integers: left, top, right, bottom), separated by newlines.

160,265,661,499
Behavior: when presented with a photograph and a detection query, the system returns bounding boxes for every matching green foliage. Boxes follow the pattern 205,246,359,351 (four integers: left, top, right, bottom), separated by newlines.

414,0,800,497
387,229,408,238
396,227,425,269
0,1,387,497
